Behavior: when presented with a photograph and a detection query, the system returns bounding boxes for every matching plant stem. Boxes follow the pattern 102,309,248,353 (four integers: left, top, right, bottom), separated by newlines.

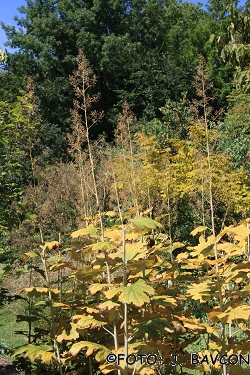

41,247,64,375
122,227,128,375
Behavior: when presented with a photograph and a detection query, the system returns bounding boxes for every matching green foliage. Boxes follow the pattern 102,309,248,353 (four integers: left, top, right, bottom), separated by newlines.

211,4,250,92
0,0,232,158
218,91,250,176
1,4,250,374
9,215,250,375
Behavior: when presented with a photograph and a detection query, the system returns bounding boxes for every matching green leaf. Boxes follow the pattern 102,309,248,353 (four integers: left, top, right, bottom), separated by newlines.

21,251,38,260
105,279,154,307
131,217,162,230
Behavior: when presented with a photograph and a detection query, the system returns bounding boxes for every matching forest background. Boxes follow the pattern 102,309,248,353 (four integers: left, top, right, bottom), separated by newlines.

1,0,250,375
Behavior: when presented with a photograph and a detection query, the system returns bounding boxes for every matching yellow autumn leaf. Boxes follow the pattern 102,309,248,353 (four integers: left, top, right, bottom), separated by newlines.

186,281,212,302
105,211,117,217
139,366,156,375
104,286,124,299
97,301,120,310
190,226,208,236
125,242,145,261
12,344,56,362
176,316,206,331
57,323,79,343
151,295,177,308
69,341,109,358
189,235,214,257
18,287,59,298
126,206,142,216
228,224,250,239
53,302,70,309
131,217,162,230
221,305,250,324
92,241,116,251
40,241,61,250
227,365,250,375
208,342,221,350
206,326,216,333
126,230,141,240
50,262,75,271
21,251,38,260
176,252,189,262
71,225,98,239
104,229,122,241
72,315,106,329
217,242,245,257
89,283,110,294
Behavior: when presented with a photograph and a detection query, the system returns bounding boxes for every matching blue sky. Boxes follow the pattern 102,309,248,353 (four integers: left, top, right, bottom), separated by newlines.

0,0,247,52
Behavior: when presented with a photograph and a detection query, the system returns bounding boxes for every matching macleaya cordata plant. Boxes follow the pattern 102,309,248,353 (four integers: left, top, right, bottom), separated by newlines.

192,54,227,375
9,55,250,375
68,50,105,239
113,103,141,216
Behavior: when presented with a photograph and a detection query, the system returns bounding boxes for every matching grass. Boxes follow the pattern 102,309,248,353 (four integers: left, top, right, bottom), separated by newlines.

0,301,28,352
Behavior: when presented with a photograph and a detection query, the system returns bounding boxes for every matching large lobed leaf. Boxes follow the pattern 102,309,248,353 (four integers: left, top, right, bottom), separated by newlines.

69,340,109,360
71,225,98,239
131,217,162,230
12,344,56,362
105,279,154,307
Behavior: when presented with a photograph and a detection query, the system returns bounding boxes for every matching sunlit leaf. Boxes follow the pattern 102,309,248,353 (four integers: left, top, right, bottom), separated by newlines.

227,365,250,375
186,281,212,302
72,315,106,329
105,211,117,217
71,225,98,239
92,241,116,251
57,323,79,343
151,295,177,308
69,341,109,358
18,287,59,298
125,242,145,261
21,251,38,260
50,262,75,271
53,302,70,309
105,279,154,307
190,226,208,236
89,283,110,294
40,241,61,250
97,301,120,310
220,305,250,324
104,229,122,241
12,344,56,362
189,235,214,257
131,217,162,230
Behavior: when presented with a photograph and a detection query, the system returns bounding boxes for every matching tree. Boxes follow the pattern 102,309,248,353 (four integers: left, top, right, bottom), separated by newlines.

211,4,250,92
218,91,250,176
1,0,223,159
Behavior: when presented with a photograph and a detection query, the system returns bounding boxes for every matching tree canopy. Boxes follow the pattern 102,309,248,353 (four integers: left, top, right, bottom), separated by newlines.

0,0,235,158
